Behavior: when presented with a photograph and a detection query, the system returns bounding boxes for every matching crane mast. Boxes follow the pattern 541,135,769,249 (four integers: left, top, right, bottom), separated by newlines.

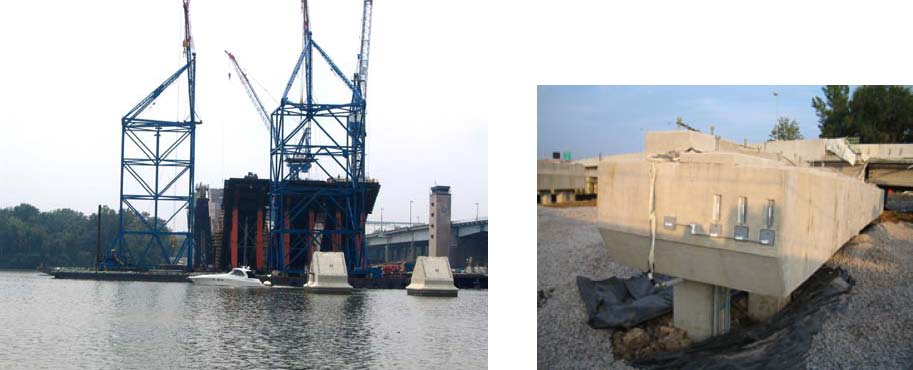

268,0,376,274
112,0,199,270
349,0,373,183
356,0,373,98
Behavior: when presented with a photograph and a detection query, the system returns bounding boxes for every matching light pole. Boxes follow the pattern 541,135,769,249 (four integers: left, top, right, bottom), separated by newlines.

475,202,479,221
409,200,415,261
380,207,384,233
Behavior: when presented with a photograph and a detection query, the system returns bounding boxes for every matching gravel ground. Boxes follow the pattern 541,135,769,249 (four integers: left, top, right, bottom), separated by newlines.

538,205,913,369
537,206,638,369
807,221,913,369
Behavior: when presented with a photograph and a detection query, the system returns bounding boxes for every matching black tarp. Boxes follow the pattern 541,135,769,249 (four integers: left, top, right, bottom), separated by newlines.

576,274,674,329
577,267,855,369
633,267,854,370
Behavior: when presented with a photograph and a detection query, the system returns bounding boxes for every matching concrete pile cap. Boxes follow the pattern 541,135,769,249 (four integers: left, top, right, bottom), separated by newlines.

305,251,353,293
537,159,586,191
596,129,883,298
407,256,458,296
311,252,348,277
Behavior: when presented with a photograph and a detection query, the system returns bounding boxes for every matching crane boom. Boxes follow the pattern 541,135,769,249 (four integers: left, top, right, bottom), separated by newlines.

225,50,271,133
356,0,373,98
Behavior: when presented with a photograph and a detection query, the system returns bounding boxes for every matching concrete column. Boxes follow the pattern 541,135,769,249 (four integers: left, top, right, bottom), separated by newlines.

748,293,789,322
673,280,730,342
540,192,552,205
429,186,452,258
557,191,574,203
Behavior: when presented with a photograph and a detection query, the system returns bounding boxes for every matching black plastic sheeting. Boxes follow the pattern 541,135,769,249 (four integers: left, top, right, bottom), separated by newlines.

634,267,854,370
576,274,674,329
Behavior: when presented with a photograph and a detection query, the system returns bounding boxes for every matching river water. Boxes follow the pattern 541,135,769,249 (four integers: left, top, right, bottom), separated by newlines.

0,270,487,369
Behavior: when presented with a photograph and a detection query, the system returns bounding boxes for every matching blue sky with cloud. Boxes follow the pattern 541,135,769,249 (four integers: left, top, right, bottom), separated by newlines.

538,86,827,159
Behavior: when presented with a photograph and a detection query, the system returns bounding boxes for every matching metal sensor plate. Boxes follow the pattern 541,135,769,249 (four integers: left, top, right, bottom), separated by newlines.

760,229,776,245
734,225,749,241
663,216,676,230
689,223,703,235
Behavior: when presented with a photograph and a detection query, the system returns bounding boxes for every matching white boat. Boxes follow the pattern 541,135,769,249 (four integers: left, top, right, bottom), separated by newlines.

189,267,268,287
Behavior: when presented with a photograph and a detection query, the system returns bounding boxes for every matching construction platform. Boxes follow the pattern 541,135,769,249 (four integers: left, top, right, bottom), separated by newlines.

48,270,487,289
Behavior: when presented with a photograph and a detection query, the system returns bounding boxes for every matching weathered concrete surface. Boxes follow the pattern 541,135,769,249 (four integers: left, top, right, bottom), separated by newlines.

758,138,857,165
673,280,730,341
597,131,883,299
645,130,717,154
867,166,913,188
539,193,552,205
406,256,458,296
537,159,585,192
428,186,452,258
305,252,352,293
855,143,913,160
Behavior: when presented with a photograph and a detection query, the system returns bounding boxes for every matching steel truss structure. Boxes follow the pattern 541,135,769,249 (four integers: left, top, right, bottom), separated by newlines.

111,0,199,270
269,0,373,275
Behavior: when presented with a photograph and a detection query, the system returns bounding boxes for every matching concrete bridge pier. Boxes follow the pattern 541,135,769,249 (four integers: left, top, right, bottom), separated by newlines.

673,280,731,342
539,192,553,205
556,191,574,204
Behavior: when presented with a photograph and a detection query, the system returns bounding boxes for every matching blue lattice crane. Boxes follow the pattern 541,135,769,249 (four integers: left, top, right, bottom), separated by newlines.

269,0,375,275
108,0,199,270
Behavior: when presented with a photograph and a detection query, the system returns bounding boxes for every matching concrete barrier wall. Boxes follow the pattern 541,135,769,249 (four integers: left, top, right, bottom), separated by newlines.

645,131,717,154
537,160,585,191
855,144,913,159
760,139,829,164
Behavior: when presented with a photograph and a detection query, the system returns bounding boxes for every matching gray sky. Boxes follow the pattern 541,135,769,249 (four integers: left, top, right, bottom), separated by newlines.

0,0,487,226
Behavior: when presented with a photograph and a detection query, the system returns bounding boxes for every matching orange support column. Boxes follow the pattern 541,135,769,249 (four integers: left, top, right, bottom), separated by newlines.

333,211,342,252
230,206,239,268
255,209,264,270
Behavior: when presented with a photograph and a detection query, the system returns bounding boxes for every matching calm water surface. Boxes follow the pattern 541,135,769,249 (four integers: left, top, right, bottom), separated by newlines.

0,270,487,369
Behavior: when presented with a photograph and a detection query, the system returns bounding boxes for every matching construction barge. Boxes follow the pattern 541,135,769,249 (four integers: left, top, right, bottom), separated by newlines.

47,270,487,289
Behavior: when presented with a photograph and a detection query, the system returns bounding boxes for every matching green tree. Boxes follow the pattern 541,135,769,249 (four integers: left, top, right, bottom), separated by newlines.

812,85,913,143
769,117,803,141
0,203,175,269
